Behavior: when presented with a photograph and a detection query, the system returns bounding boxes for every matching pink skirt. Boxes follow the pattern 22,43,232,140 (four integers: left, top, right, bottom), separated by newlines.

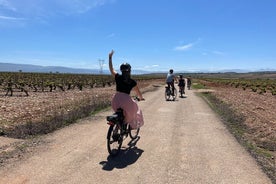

111,92,144,129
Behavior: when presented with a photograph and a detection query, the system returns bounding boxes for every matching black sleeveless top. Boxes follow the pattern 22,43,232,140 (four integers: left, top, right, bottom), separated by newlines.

115,73,137,94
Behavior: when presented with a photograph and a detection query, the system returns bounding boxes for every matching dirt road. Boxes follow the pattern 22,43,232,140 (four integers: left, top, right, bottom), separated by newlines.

0,85,272,184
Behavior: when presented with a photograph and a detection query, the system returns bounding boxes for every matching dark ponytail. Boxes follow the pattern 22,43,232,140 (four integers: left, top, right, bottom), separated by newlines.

122,71,131,81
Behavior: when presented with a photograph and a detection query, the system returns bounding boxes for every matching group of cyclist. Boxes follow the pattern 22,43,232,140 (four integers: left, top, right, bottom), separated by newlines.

108,49,191,130
166,69,192,97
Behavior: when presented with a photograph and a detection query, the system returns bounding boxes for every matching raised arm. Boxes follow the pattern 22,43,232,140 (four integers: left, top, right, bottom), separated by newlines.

109,50,117,76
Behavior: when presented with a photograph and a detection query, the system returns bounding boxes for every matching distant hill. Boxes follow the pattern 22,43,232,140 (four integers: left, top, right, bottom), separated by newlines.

0,63,109,74
0,62,155,75
0,62,275,75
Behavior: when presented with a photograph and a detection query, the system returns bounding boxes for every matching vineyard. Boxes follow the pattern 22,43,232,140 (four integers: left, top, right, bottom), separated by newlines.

0,72,115,96
194,76,276,150
199,78,276,95
0,72,164,96
0,72,164,138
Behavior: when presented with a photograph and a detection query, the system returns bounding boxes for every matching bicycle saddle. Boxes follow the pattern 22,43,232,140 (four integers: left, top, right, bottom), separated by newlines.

106,114,119,121
106,108,124,122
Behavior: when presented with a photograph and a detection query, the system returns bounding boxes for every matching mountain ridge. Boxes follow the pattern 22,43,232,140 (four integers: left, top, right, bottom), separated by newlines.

0,62,275,74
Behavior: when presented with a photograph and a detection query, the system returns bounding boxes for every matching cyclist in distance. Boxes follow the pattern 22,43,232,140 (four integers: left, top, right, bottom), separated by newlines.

187,76,192,90
109,50,145,129
166,69,176,96
178,74,185,96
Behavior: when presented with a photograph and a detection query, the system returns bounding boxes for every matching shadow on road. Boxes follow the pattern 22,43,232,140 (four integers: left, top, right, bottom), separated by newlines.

99,137,144,171
179,95,187,98
166,99,179,102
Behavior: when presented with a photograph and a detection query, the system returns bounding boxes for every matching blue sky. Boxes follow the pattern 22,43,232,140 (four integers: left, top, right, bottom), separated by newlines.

0,0,276,72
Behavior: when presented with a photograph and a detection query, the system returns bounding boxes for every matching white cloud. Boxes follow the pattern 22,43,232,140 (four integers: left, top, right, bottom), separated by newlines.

0,15,24,20
0,0,114,19
174,43,194,51
0,0,115,27
48,0,106,15
174,39,200,51
144,65,159,69
0,0,16,11
212,50,225,55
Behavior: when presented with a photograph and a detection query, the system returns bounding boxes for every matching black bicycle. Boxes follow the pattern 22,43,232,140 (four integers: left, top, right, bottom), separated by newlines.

165,86,177,101
106,101,140,156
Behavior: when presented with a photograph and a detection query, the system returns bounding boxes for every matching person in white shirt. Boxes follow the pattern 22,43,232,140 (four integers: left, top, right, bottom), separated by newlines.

166,69,176,96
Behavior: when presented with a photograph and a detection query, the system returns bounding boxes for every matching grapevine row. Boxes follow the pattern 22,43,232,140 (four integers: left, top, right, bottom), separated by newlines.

0,72,114,96
200,78,276,95
0,72,165,96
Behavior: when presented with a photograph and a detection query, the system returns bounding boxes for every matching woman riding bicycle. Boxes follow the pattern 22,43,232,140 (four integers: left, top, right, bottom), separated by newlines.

109,50,145,129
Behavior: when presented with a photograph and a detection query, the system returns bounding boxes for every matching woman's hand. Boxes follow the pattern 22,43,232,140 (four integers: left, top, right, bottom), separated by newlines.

109,50,114,58
134,96,145,101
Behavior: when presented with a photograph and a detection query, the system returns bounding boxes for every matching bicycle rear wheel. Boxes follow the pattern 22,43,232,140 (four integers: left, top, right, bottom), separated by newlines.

107,124,122,156
129,125,140,140
165,88,170,101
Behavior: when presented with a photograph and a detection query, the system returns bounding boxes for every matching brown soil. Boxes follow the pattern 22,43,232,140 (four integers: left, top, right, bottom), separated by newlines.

0,79,162,138
201,81,276,151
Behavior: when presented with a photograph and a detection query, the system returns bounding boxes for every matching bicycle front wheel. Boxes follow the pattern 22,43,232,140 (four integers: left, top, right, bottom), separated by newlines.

172,88,177,101
107,124,122,156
